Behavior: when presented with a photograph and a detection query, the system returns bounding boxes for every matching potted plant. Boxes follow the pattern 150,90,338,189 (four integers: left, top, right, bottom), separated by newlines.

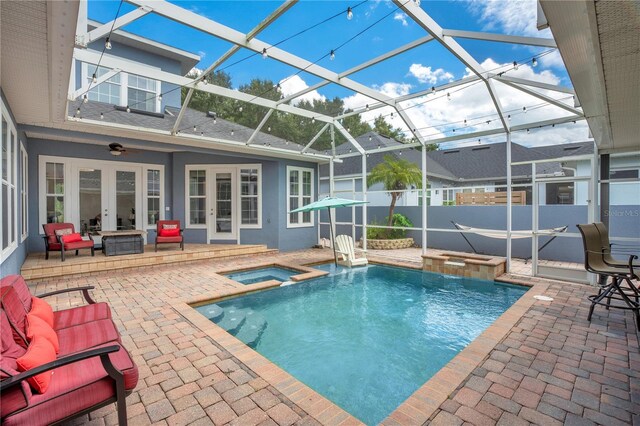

366,155,422,249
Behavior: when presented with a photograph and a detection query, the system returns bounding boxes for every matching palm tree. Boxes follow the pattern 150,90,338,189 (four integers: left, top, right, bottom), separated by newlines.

368,155,423,228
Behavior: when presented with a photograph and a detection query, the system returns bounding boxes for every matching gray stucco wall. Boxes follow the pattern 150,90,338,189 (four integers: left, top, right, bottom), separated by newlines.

79,40,184,109
1,90,29,277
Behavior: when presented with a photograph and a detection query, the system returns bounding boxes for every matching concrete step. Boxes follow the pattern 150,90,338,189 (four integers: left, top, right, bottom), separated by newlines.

215,308,247,335
195,303,225,322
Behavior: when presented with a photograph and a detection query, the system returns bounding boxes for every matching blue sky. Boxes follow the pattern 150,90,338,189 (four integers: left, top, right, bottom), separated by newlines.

88,0,588,147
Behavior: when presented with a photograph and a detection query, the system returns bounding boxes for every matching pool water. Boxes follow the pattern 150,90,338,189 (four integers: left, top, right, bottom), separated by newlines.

200,264,527,425
224,266,298,285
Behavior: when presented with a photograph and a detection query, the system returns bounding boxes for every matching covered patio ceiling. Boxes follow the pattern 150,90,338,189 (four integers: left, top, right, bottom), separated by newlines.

3,0,614,162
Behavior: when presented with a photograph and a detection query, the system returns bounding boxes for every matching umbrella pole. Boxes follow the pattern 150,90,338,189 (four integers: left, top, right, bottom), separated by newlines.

328,207,337,266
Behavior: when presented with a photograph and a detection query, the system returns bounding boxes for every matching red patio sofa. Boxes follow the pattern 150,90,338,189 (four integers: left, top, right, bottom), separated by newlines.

0,275,138,425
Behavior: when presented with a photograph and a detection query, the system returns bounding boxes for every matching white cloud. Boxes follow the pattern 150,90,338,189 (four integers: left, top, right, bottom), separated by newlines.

467,0,551,37
393,12,408,27
278,75,326,105
409,64,454,85
539,50,565,69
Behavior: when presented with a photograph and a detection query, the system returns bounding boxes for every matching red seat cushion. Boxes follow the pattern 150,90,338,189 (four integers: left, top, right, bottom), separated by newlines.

63,240,94,250
2,343,138,426
16,335,57,394
1,287,28,348
61,233,83,244
30,297,54,328
159,228,180,237
56,319,121,356
43,223,75,245
53,302,111,330
26,314,60,354
157,236,183,243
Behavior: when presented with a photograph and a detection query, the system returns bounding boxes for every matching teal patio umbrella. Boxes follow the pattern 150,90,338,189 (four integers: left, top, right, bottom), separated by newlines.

290,196,368,265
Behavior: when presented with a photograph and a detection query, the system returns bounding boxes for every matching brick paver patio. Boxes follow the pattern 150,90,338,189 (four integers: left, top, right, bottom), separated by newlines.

28,248,639,425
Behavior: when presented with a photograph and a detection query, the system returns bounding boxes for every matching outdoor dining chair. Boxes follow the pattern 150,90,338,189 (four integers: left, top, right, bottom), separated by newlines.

577,223,639,329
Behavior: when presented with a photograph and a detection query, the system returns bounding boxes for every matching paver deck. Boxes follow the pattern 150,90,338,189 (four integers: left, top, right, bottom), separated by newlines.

26,248,638,426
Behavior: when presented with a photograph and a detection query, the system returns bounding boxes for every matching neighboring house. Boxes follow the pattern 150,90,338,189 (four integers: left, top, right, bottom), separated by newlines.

0,20,324,276
319,133,640,207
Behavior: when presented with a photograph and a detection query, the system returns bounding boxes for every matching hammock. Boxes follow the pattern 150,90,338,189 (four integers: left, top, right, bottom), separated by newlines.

451,222,568,239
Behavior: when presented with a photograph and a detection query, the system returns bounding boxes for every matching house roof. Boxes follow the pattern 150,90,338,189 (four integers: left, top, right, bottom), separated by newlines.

321,135,594,183
70,100,321,155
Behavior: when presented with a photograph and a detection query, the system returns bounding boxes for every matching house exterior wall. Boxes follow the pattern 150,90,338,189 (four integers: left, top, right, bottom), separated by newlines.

0,90,29,277
78,40,184,110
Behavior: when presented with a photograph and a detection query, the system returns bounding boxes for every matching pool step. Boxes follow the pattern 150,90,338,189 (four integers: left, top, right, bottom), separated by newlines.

234,313,268,348
215,309,247,335
196,304,225,322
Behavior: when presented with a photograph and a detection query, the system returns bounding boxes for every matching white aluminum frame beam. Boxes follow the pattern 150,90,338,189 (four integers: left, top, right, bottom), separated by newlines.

442,29,556,48
301,123,330,153
498,79,583,116
494,75,574,95
395,0,510,131
80,7,151,45
69,68,121,100
246,109,274,145
75,48,334,123
125,0,397,107
333,120,365,155
173,1,297,134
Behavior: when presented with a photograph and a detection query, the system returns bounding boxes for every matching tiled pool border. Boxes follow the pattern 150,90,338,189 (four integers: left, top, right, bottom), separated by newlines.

173,259,551,425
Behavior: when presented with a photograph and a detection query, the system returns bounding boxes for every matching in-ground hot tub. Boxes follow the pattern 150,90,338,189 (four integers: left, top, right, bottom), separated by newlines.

422,251,506,280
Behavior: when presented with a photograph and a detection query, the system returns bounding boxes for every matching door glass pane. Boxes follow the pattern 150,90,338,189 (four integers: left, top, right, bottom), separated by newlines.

1,118,7,181
216,173,232,233
2,184,7,249
190,198,206,225
79,169,102,236
116,171,136,230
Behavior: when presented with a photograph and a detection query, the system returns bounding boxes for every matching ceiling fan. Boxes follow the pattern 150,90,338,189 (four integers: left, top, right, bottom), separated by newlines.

108,143,140,156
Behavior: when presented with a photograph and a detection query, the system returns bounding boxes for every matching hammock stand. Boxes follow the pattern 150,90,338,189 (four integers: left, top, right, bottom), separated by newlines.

450,221,568,263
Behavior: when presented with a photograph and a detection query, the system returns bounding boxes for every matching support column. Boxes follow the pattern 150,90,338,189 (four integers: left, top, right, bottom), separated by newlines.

506,132,512,272
531,163,538,277
600,153,609,227
329,156,336,246
421,147,428,255
362,154,368,251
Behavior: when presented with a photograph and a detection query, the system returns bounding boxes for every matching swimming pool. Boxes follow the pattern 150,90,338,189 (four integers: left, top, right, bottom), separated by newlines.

198,264,527,425
224,266,299,285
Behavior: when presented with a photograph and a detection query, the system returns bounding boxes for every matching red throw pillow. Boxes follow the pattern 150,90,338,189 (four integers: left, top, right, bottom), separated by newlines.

16,335,56,394
26,313,59,354
61,233,83,244
30,296,54,328
160,228,180,237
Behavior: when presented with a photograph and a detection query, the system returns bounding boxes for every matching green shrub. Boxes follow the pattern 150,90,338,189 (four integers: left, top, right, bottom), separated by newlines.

366,213,413,239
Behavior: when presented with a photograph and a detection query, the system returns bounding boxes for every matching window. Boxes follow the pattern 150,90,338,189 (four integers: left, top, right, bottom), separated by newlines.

147,169,161,226
1,113,18,258
128,74,159,113
188,170,206,226
20,143,27,241
610,169,639,180
418,184,431,207
546,182,575,205
45,162,65,223
87,65,121,105
287,166,314,227
240,168,260,226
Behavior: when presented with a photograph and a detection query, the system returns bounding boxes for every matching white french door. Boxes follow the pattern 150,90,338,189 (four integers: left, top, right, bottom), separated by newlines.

208,168,238,241
74,163,141,242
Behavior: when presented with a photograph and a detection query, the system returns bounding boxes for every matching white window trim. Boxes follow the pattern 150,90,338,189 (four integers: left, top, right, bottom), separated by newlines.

185,164,263,230
143,167,165,230
238,164,262,229
20,142,28,242
1,100,19,263
80,62,161,113
38,155,165,233
287,166,315,228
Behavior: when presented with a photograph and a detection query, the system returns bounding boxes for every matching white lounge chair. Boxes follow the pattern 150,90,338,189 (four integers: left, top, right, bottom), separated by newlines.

335,235,368,267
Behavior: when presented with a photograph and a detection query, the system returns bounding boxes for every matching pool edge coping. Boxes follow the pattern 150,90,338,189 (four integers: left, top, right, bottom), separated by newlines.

174,260,552,426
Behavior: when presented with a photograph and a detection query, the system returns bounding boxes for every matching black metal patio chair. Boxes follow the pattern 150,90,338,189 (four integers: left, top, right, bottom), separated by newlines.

577,223,639,329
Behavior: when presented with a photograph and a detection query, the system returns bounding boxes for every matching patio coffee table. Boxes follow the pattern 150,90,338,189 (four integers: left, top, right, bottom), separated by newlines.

99,230,147,256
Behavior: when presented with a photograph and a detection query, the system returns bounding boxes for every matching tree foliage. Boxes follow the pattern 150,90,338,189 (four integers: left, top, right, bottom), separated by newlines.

368,155,423,228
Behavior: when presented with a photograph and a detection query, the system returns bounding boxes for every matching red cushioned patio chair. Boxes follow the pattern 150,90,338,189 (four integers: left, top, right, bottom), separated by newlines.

155,220,184,252
42,223,95,262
